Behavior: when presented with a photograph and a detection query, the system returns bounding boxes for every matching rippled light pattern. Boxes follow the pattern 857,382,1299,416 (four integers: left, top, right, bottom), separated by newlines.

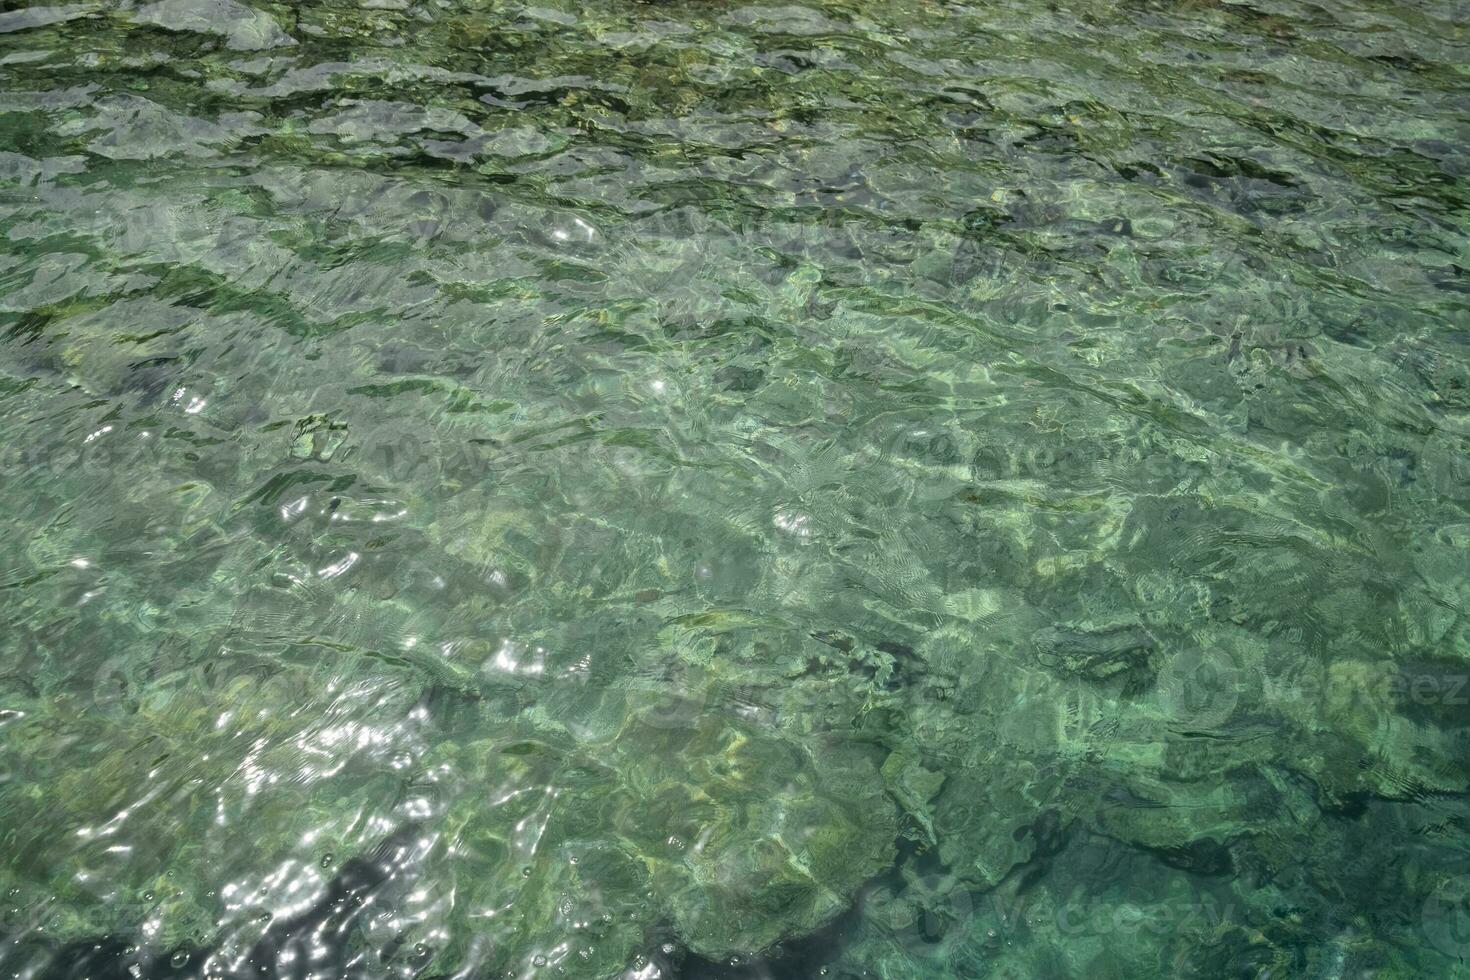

1,0,1469,977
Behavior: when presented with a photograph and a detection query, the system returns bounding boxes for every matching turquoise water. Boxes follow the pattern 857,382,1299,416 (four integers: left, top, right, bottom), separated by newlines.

1,0,1469,977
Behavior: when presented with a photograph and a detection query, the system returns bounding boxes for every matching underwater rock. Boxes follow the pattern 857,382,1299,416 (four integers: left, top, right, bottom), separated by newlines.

130,0,296,51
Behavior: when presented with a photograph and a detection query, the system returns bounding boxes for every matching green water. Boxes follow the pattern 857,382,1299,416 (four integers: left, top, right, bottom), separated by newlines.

1,0,1469,976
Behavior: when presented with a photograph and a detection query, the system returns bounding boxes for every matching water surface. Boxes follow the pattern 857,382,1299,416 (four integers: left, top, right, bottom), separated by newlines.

2,0,1470,977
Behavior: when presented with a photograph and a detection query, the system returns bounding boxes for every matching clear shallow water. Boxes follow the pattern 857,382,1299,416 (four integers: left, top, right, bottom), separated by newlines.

1,0,1468,977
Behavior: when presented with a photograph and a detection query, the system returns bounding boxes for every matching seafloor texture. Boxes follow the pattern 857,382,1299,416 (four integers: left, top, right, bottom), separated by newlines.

0,0,1468,977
